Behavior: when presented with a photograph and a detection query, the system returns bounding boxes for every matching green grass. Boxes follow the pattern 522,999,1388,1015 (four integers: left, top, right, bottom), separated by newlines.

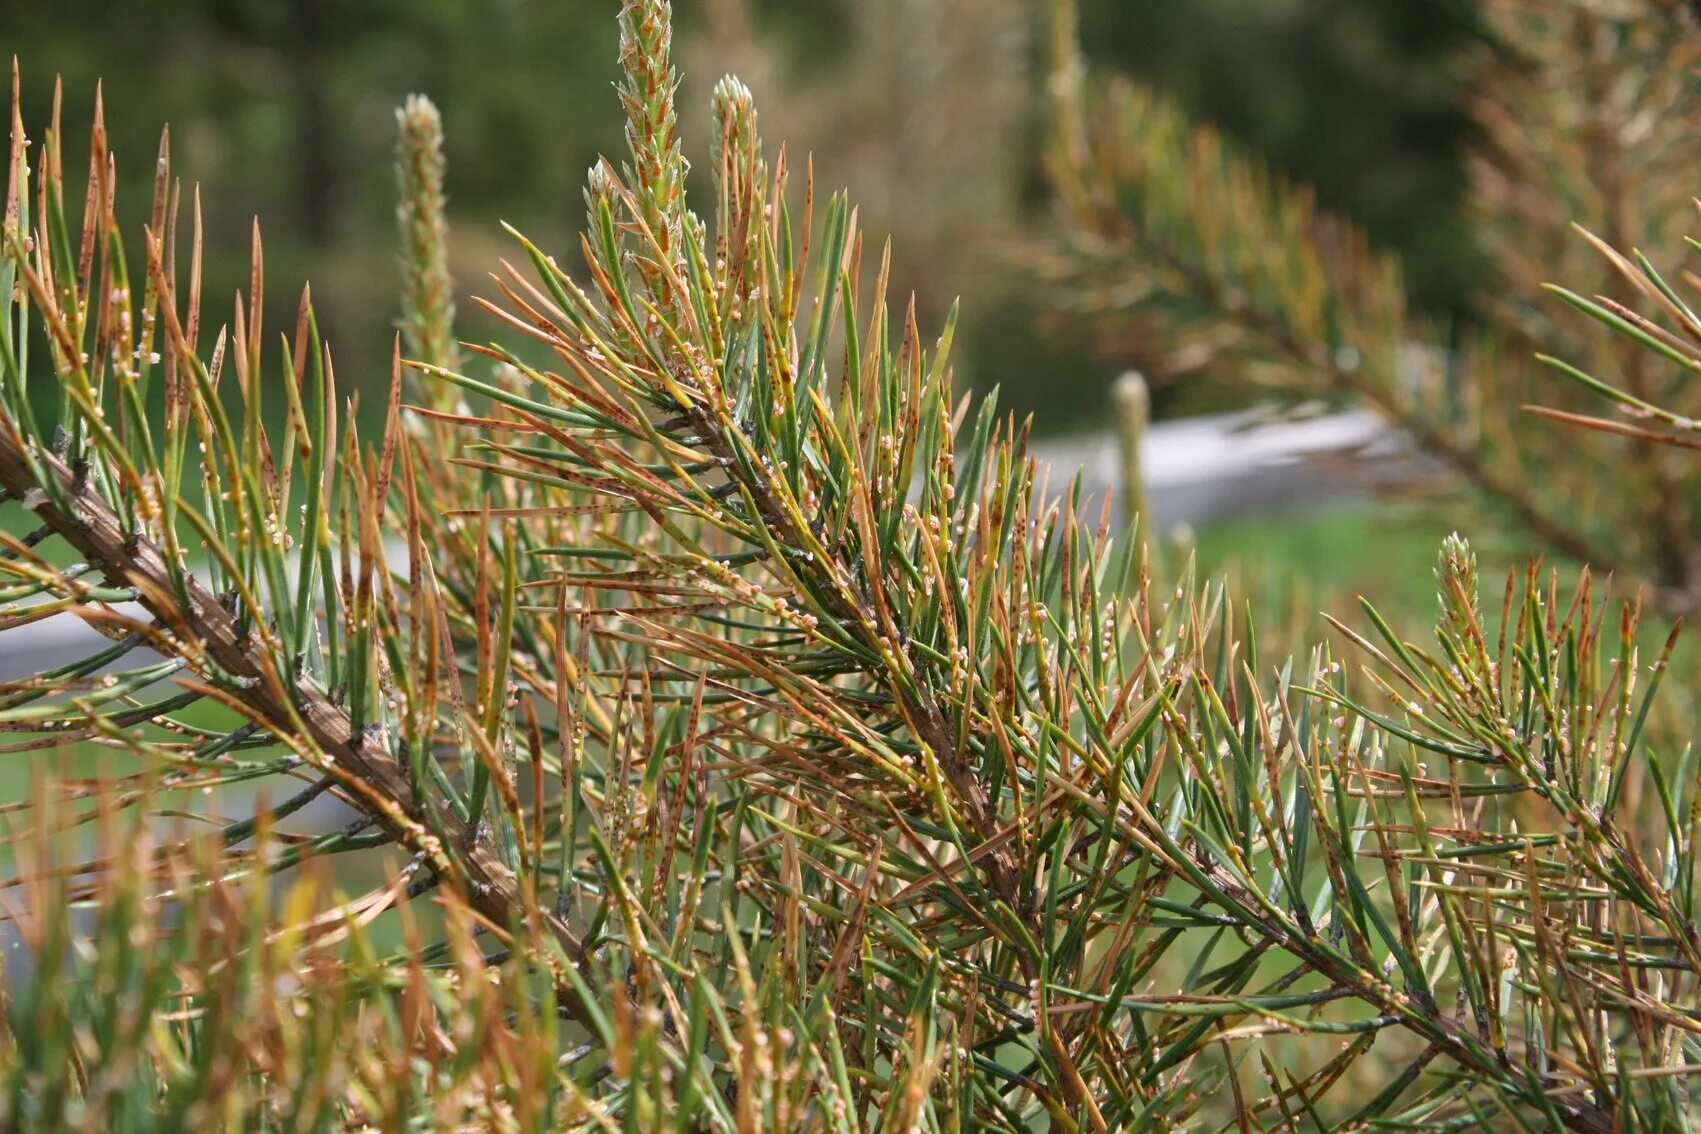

1188,492,1603,638
1192,499,1455,628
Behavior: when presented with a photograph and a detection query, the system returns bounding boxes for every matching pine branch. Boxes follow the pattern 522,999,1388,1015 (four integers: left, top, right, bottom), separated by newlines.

5,5,1700,1126
0,419,586,977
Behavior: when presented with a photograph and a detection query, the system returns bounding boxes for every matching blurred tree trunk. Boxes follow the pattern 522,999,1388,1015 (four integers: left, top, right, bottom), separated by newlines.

289,0,335,247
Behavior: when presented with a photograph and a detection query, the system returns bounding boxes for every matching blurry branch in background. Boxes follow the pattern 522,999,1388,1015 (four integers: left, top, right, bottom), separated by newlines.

1044,0,1088,176
1468,0,1701,594
1468,0,1701,354
1038,0,1701,609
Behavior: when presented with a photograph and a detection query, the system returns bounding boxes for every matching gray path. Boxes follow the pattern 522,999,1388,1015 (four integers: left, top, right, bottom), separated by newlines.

1031,405,1415,531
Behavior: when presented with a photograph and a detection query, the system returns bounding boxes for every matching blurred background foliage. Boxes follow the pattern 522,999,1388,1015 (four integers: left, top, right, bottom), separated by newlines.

4,0,1490,431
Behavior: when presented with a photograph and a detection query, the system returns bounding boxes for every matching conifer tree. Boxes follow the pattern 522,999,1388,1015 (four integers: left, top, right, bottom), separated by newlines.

1,5,1698,1127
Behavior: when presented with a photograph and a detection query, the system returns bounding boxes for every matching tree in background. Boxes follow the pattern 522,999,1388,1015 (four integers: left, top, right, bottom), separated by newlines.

1040,0,1701,608
690,0,1030,330
4,0,624,364
1076,0,1483,309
